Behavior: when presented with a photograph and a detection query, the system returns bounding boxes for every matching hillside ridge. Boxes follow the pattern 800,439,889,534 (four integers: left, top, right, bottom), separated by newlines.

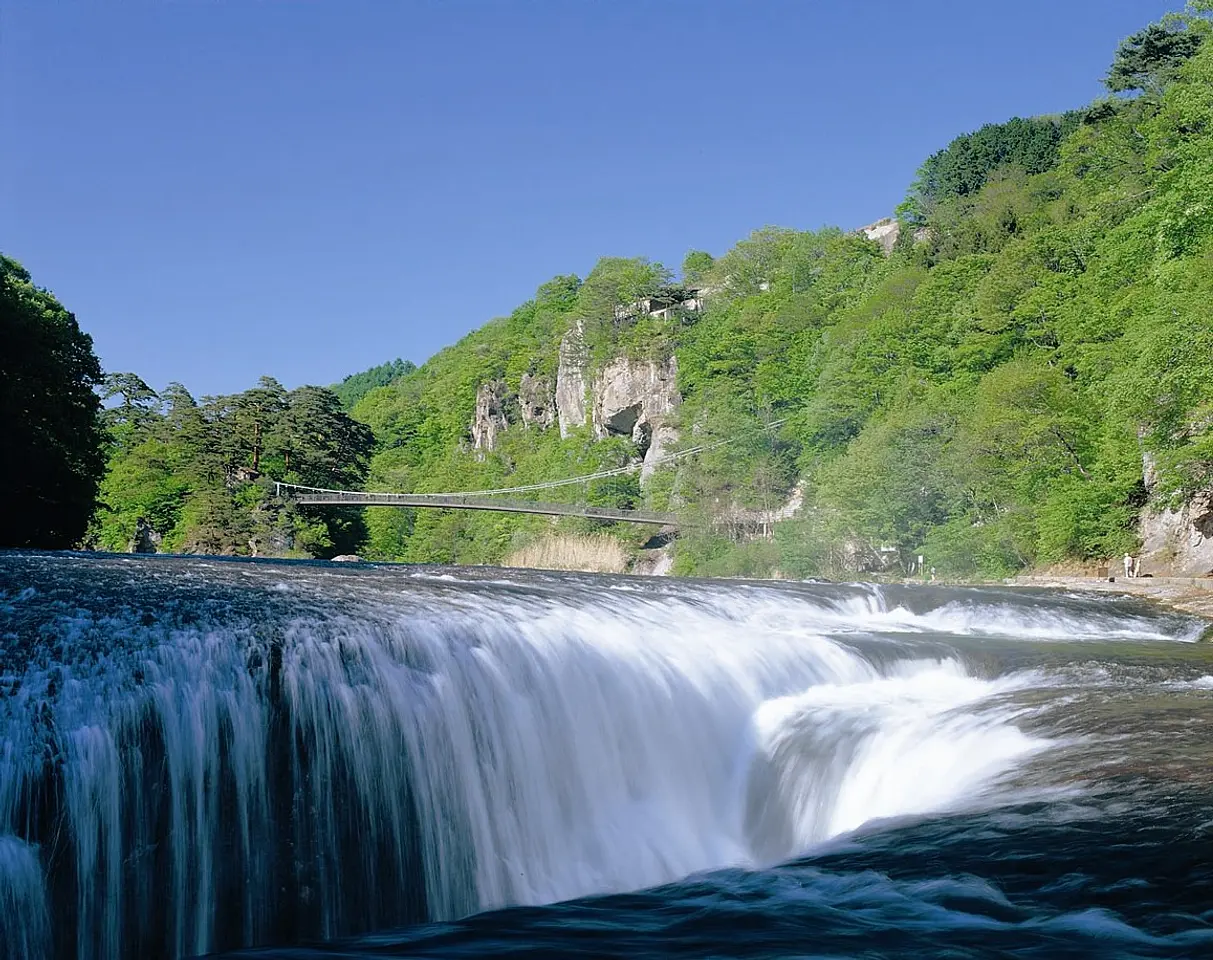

86,6,1213,580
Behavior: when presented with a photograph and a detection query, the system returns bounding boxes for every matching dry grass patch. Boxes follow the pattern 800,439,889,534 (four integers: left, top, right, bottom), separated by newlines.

504,534,629,574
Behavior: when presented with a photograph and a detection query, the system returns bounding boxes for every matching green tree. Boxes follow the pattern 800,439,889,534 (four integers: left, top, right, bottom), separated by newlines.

332,358,416,409
681,250,715,286
101,372,160,436
276,386,375,486
578,256,672,333
1,255,106,548
1106,21,1204,94
225,375,287,475
899,115,1080,225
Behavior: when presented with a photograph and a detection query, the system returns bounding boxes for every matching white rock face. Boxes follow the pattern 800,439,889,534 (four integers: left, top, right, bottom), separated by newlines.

471,380,508,454
556,320,589,437
472,329,684,486
1139,490,1213,577
593,357,679,437
593,357,681,484
860,217,900,255
641,423,680,483
769,479,805,522
519,373,555,429
1141,448,1159,489
1137,442,1213,576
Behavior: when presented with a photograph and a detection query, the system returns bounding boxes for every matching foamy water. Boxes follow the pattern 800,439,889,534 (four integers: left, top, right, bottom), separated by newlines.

1,554,1210,959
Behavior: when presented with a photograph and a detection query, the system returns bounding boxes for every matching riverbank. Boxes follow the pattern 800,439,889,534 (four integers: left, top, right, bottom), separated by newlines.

1011,574,1213,622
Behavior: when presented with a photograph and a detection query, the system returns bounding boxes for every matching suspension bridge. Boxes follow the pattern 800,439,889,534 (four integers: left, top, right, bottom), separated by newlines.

275,416,789,529
277,485,679,526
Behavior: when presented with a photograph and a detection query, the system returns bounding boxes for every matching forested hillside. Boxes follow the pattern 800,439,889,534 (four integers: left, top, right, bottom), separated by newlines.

87,5,1213,576
90,375,373,557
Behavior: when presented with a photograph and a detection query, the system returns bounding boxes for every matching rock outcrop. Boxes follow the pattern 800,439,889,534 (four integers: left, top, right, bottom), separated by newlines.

712,480,807,541
860,217,901,254
768,479,805,522
471,334,685,485
471,380,509,454
519,373,555,429
556,320,589,437
593,356,680,480
1139,490,1213,577
1136,443,1213,576
641,423,680,483
631,545,674,576
128,517,161,554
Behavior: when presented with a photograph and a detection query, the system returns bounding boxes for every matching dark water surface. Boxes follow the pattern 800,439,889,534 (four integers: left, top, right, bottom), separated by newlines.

2,553,1212,958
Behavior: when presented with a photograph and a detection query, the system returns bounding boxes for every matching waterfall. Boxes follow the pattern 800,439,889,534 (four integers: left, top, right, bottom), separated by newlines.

1,556,1195,959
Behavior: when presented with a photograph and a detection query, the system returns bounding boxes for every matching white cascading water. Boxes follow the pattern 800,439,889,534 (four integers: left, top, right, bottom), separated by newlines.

296,596,1039,919
0,835,50,959
7,566,1189,959
746,663,1042,859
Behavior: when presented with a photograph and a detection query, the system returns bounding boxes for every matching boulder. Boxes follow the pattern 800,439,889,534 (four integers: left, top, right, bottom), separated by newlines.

631,545,674,576
641,423,680,483
860,217,900,255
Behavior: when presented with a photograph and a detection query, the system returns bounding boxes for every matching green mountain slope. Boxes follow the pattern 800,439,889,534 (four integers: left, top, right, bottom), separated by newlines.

87,6,1213,575
346,6,1213,576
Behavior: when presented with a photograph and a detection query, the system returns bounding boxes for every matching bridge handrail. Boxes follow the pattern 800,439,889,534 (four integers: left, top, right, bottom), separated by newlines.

272,417,788,502
277,485,677,525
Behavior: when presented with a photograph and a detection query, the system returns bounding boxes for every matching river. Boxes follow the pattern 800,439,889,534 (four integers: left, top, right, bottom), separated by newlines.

2,552,1212,958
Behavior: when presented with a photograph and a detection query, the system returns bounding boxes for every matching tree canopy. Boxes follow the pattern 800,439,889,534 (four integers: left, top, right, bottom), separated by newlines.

897,115,1082,226
332,358,416,409
1106,20,1204,93
91,377,374,557
0,256,105,548
18,6,1213,578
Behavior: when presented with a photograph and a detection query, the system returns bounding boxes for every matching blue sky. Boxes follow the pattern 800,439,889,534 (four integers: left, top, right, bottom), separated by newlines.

2,1,1175,396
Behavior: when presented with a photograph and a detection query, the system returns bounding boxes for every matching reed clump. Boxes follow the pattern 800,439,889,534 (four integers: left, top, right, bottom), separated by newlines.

504,534,629,574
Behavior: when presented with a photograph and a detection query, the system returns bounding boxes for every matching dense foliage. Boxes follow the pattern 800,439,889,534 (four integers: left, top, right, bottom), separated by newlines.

332,358,416,410
897,114,1082,226
338,5,1213,577
90,376,373,557
1106,18,1204,93
0,256,106,549
48,4,1213,575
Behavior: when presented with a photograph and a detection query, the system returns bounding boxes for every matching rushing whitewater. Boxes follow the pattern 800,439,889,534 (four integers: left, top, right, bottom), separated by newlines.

2,554,1212,959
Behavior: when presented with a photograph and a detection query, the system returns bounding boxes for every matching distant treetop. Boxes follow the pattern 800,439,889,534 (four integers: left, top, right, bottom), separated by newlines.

1105,20,1204,94
897,113,1082,226
332,357,416,409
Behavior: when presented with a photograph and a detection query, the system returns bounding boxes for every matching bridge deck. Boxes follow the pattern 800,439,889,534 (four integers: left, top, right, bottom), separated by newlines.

292,490,678,527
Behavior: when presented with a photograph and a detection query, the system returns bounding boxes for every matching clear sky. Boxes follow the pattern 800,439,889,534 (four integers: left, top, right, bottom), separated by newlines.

2,0,1176,396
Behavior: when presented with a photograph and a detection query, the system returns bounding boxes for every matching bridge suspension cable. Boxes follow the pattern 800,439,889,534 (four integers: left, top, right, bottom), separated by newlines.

276,416,789,500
